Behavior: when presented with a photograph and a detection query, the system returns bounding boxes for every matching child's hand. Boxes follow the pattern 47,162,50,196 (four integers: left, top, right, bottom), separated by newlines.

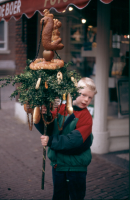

41,135,49,146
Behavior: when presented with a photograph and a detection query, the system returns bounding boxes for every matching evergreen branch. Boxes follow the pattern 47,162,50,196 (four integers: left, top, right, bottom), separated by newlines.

0,58,80,108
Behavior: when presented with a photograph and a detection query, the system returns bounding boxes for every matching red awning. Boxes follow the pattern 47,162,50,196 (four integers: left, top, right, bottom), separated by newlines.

0,0,113,21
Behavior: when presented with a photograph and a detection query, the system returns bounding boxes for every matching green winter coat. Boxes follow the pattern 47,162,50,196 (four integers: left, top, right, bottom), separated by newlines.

35,104,93,172
47,105,93,171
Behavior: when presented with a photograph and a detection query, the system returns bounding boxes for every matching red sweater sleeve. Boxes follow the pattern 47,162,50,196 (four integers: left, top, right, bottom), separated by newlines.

75,109,92,142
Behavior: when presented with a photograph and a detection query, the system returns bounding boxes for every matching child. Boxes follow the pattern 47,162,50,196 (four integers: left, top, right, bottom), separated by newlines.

35,77,97,200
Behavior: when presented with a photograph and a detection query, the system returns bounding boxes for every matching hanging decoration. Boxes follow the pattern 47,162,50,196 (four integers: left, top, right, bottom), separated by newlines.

33,107,41,124
57,71,63,84
0,9,81,190
35,78,41,89
45,81,48,89
24,103,33,131
66,93,73,114
71,76,78,87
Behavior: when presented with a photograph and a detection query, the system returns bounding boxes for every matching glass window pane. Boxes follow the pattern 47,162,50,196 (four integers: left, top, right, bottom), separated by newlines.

0,21,4,41
0,43,4,48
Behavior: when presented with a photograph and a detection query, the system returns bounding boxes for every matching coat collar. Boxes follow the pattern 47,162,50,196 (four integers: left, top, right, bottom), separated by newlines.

73,105,85,111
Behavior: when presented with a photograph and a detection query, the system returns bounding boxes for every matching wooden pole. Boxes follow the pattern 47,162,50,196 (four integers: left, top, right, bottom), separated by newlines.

41,122,47,190
41,104,50,190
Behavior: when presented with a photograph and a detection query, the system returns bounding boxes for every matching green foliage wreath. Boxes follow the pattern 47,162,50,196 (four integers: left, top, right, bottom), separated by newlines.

0,59,81,108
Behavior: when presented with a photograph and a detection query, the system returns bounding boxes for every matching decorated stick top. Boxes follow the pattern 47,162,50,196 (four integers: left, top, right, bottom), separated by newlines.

40,9,64,51
29,9,64,70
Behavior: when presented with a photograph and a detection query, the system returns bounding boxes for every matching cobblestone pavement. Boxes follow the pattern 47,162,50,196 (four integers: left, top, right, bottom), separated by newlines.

0,83,129,200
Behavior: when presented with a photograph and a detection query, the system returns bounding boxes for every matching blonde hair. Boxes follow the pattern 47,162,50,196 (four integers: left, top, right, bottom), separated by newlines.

78,77,97,95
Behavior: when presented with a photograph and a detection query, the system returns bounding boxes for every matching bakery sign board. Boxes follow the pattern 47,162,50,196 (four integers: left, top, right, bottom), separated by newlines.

0,0,113,22
0,0,21,18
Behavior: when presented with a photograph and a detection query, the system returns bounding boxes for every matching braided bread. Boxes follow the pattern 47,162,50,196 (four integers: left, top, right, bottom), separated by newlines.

29,58,64,70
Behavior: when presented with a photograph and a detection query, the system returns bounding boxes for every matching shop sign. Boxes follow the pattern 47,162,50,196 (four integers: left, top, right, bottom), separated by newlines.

0,0,113,21
0,0,21,18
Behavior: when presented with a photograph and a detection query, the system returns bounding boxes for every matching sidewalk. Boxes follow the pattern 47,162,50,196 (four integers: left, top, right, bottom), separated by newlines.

0,106,129,200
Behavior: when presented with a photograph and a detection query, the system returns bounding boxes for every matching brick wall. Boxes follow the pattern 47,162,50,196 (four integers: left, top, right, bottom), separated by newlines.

15,16,27,75
0,18,15,61
15,16,27,101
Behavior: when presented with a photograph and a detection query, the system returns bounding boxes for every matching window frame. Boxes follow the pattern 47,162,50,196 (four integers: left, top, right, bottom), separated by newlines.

0,19,10,54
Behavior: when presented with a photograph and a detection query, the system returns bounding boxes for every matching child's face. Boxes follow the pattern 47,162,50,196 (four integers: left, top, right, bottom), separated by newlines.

75,87,95,109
